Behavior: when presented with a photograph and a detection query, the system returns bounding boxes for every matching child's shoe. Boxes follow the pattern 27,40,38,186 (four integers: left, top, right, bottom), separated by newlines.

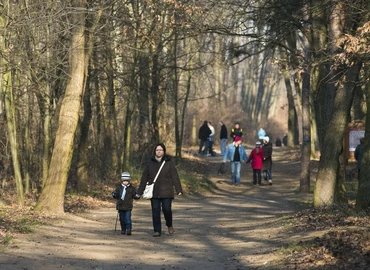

121,230,126,235
126,230,132,235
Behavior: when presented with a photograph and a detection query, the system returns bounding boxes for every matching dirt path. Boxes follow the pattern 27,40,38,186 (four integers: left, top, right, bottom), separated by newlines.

1,147,310,270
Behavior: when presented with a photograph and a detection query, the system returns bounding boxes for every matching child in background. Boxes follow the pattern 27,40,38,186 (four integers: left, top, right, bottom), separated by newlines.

246,141,265,185
112,172,138,235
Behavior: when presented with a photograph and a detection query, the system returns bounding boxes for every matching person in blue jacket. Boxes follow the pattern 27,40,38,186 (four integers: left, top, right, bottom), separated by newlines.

222,136,248,185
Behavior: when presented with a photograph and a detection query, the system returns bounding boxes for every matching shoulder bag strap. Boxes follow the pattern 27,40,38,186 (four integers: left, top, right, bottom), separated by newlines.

152,161,166,184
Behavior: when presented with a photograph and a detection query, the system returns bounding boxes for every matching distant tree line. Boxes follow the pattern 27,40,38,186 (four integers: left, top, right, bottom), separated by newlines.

1,0,369,213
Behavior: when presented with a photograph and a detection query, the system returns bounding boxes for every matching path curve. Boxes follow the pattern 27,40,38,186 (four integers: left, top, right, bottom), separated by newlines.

1,147,308,270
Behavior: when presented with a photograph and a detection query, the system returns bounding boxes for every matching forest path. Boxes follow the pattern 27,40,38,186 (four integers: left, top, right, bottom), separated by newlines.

0,147,311,270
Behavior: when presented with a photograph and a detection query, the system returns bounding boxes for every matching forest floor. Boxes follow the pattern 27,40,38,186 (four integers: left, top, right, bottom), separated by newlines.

1,147,370,270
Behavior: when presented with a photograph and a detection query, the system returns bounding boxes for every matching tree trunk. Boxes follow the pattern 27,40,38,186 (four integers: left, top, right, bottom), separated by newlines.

76,74,91,193
151,50,161,144
3,69,24,205
173,26,180,157
300,55,311,193
23,85,31,194
314,64,361,206
35,0,86,214
105,44,119,173
76,9,101,192
299,1,312,193
123,98,132,171
356,66,370,209
285,31,302,146
283,73,297,147
1,3,24,205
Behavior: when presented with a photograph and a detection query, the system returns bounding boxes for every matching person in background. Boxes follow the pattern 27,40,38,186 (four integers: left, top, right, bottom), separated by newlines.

258,128,266,141
137,143,183,237
230,122,243,141
262,136,273,185
207,121,215,156
275,137,282,147
222,136,248,185
198,120,212,155
219,121,228,156
111,172,138,235
354,137,364,179
247,141,265,185
282,134,288,147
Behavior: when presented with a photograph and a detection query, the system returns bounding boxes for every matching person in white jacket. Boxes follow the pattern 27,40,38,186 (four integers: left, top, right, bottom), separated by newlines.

207,122,215,156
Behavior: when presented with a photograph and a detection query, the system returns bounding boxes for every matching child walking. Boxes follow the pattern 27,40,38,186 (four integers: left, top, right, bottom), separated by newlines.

246,141,265,185
112,172,138,235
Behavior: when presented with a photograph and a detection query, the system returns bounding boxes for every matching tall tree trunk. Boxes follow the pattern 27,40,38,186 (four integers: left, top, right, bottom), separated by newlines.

285,31,302,146
356,67,370,209
313,0,360,206
173,25,180,157
1,2,24,205
214,35,224,104
300,1,312,193
180,73,192,155
42,19,52,187
283,72,298,147
76,83,91,192
105,44,119,172
3,68,24,205
123,98,132,171
300,53,312,193
23,86,31,194
151,50,161,144
76,9,101,192
35,0,86,214
314,64,361,206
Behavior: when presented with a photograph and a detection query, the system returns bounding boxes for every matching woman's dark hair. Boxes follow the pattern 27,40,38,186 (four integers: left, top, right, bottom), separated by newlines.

153,143,166,155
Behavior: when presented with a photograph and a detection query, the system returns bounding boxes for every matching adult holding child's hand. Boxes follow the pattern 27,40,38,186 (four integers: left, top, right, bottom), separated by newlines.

137,143,183,237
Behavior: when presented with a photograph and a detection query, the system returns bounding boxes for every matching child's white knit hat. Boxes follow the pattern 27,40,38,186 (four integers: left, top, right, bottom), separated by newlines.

121,172,131,181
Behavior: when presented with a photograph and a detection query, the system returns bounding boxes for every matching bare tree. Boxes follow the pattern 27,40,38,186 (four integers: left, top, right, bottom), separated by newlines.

1,0,24,205
35,0,88,214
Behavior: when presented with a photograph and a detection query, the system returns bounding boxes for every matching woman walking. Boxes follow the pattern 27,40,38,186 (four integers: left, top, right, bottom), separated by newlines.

137,143,183,237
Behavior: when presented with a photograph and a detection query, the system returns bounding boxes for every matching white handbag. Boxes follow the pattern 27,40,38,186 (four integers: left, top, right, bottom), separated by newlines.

142,161,166,200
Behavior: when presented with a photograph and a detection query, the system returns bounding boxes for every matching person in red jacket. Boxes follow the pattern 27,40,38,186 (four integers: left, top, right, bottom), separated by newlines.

246,141,265,185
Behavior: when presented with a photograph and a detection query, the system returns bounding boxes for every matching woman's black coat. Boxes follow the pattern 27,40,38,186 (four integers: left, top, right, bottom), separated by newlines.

138,155,182,199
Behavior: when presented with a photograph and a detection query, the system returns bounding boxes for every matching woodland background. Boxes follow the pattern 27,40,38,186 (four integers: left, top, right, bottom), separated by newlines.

1,0,370,214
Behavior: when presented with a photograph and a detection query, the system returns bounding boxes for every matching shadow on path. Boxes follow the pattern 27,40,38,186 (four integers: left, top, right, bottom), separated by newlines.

0,147,311,270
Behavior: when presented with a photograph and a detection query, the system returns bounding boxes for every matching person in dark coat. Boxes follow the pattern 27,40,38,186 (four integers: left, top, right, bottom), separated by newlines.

275,138,282,147
282,134,288,146
137,143,183,237
198,120,212,155
354,137,364,179
111,172,137,235
262,136,273,185
230,122,243,141
219,121,228,156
